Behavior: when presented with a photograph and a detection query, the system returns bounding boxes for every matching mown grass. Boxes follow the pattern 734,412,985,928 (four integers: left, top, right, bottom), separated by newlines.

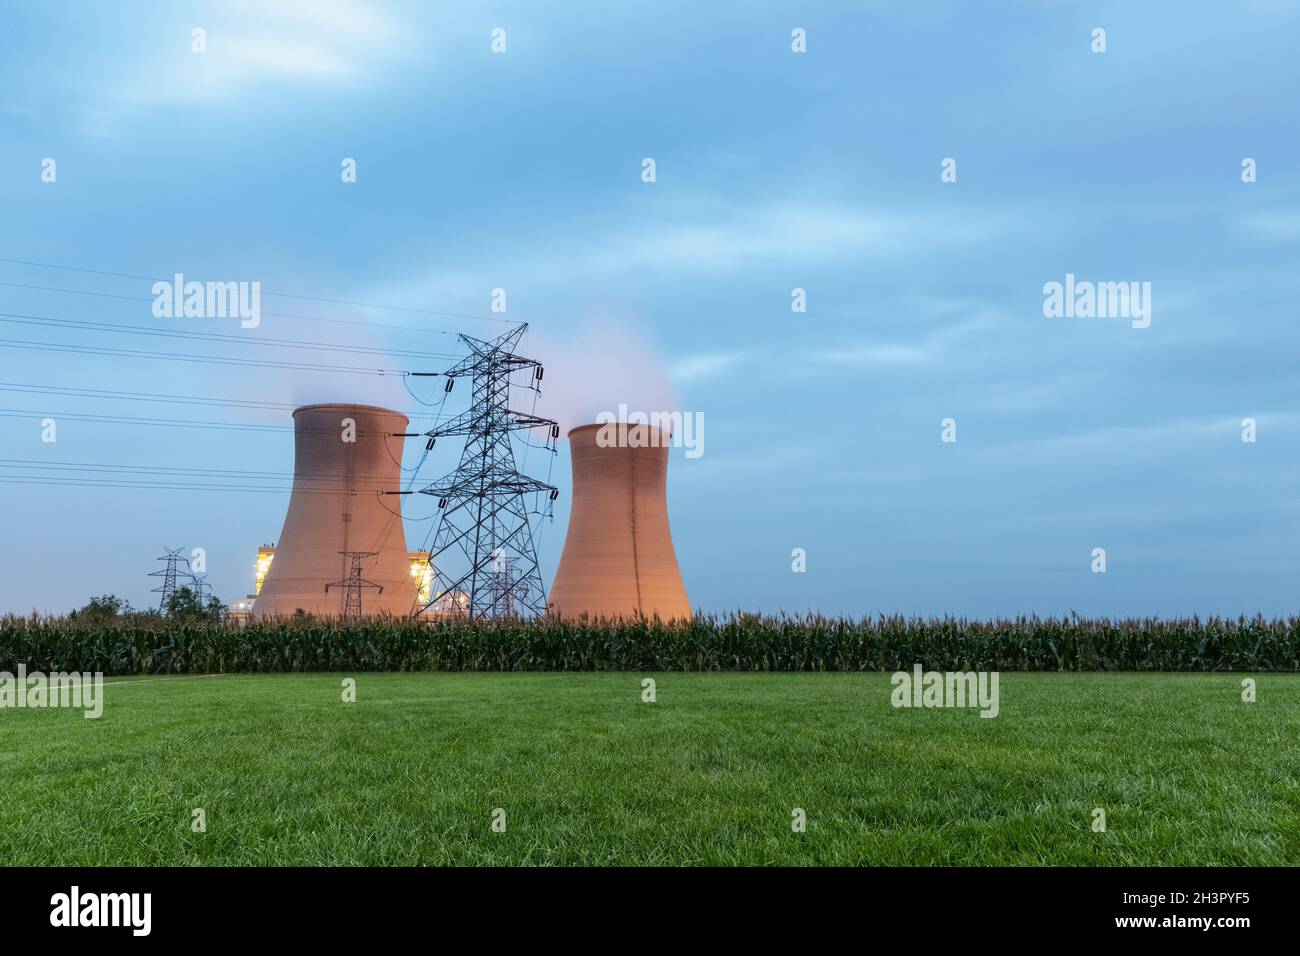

2,673,1297,865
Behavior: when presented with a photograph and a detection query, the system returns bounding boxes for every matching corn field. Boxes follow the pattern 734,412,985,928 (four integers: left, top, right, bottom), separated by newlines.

3,613,1299,674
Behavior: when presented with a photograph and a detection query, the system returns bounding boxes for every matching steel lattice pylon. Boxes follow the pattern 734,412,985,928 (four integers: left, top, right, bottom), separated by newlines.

191,573,211,607
149,547,192,614
417,324,558,620
325,551,384,621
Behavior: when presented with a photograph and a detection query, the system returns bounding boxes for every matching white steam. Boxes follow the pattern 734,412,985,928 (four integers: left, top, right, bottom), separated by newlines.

528,319,680,436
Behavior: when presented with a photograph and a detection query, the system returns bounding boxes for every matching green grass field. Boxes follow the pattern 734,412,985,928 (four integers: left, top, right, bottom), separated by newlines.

3,673,1298,866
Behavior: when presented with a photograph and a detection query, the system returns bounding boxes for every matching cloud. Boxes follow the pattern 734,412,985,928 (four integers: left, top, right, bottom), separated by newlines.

1236,210,1300,242
223,39,354,80
90,0,407,118
588,203,900,274
974,376,1091,413
674,442,819,481
1005,411,1300,458
671,351,747,383
804,342,935,367
376,198,1012,305
800,308,999,370
568,199,1016,279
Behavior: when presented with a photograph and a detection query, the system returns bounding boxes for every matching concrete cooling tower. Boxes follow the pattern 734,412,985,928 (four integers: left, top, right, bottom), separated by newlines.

253,404,419,619
548,422,691,621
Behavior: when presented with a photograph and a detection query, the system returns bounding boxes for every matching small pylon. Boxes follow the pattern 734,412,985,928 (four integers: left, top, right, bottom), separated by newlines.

149,547,191,614
325,551,384,621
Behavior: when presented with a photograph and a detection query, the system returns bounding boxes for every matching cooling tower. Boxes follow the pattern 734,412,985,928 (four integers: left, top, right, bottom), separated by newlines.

548,422,691,620
253,404,419,619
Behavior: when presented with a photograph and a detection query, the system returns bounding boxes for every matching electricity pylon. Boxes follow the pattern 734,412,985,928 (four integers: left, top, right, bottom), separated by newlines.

149,547,192,614
325,551,384,621
416,324,558,620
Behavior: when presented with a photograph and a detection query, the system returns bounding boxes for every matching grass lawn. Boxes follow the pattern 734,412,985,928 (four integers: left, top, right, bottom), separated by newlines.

2,672,1298,866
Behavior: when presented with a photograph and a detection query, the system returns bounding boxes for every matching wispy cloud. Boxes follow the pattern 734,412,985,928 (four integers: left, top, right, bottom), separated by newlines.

1236,210,1300,242
1026,412,1300,454
804,342,934,367
671,351,748,383
79,0,408,127
376,198,1015,305
800,309,998,370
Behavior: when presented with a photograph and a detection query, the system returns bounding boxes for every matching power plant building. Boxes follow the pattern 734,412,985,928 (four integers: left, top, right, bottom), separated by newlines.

252,404,420,619
235,546,434,620
236,407,693,623
548,422,691,621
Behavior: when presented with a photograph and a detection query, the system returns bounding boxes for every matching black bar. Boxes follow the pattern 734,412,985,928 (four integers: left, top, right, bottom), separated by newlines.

0,867,1284,942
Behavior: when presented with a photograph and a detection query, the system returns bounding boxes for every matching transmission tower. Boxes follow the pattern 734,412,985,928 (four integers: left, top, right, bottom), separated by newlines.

325,551,384,621
416,323,559,620
192,573,211,607
149,547,192,614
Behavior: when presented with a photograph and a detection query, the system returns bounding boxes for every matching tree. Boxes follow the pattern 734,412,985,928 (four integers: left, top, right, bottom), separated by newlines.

71,594,130,621
204,594,228,622
166,586,225,622
166,585,201,620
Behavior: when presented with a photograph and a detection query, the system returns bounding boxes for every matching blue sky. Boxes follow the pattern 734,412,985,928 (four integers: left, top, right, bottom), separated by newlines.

1,1,1298,618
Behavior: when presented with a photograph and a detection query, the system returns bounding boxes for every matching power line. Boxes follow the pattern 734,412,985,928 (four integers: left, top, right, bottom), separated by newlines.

0,256,514,325
0,382,457,425
0,279,457,336
0,311,454,360
0,337,411,375
0,457,432,483
0,407,291,432
0,407,451,437
0,475,393,495
0,381,300,412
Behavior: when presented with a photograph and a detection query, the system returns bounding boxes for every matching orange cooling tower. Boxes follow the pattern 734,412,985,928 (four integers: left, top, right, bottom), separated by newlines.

548,422,691,621
253,404,419,619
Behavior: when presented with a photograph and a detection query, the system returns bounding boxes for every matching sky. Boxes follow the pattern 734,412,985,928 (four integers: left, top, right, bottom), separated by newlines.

0,0,1297,619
